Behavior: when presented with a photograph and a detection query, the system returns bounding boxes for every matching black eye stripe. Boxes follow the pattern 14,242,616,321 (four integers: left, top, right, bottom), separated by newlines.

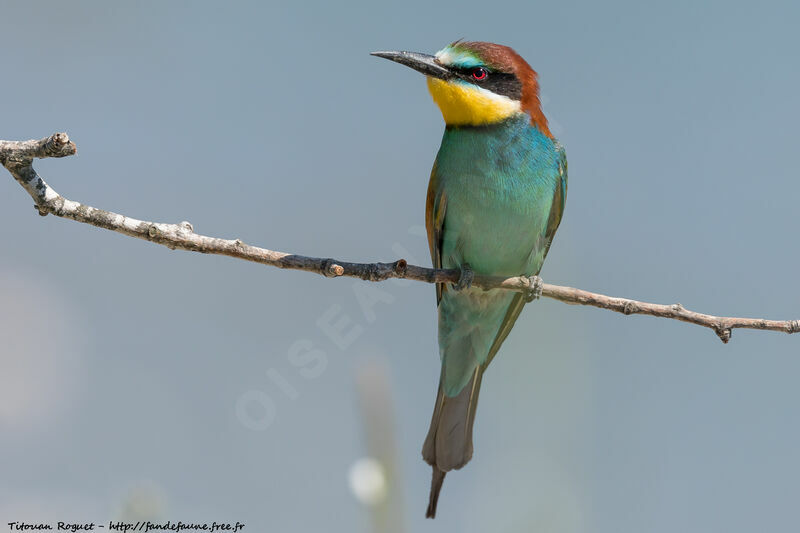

452,69,522,101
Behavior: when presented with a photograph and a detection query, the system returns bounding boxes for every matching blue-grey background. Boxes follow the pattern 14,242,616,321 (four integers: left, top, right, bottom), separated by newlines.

2,1,799,531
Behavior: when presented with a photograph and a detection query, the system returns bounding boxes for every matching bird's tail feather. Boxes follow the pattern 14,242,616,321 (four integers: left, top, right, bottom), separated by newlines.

422,366,484,518
426,467,446,518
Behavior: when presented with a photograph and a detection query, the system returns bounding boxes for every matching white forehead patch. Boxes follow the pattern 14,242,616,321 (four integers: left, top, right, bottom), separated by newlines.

434,46,483,69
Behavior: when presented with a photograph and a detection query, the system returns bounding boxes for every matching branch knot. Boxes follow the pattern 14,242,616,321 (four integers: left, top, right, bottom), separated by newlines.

321,259,344,278
393,259,408,277
623,301,638,315
714,325,732,343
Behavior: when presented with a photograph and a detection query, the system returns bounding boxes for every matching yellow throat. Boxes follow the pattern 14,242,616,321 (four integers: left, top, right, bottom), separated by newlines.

426,77,522,126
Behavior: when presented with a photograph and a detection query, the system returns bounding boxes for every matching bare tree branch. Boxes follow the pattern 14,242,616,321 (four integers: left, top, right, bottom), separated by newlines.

3,133,799,344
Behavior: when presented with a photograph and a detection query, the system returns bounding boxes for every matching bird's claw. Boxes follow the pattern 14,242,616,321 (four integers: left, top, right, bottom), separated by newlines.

454,263,474,291
524,275,543,302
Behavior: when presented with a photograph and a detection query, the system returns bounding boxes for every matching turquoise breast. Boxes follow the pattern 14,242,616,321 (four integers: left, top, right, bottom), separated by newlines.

432,114,562,278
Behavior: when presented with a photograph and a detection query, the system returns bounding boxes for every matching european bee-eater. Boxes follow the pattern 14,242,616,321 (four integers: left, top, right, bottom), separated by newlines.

372,41,567,518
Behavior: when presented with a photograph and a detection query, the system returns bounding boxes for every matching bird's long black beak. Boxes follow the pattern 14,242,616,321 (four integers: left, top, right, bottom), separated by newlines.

371,51,452,80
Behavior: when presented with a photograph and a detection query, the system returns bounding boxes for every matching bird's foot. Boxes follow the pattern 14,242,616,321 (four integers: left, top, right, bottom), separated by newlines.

454,263,474,291
524,275,543,302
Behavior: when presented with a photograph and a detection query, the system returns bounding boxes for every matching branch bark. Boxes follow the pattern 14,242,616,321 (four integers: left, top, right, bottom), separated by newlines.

3,133,798,344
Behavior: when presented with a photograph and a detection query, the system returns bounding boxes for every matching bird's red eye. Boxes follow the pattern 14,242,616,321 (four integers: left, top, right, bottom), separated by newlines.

471,67,488,81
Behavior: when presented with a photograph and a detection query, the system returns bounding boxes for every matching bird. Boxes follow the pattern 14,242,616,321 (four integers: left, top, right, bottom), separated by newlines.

371,41,567,518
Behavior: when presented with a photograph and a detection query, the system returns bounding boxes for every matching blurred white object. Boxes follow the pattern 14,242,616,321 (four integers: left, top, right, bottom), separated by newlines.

348,457,387,506
118,482,167,522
